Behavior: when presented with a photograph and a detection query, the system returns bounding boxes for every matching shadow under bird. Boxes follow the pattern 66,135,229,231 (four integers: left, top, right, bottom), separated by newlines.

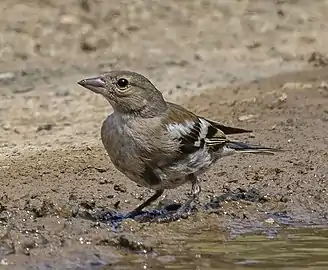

78,71,281,222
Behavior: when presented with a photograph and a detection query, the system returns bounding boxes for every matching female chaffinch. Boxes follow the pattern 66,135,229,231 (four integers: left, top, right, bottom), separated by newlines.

78,71,280,222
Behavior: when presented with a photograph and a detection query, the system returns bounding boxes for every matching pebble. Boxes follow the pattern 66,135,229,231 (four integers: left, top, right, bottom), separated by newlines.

80,35,98,51
114,184,127,193
99,179,108,185
279,92,288,102
36,123,54,132
1,123,11,131
238,114,255,121
59,15,79,25
318,82,328,97
264,217,275,224
282,82,312,90
0,259,9,266
319,81,328,90
0,72,15,81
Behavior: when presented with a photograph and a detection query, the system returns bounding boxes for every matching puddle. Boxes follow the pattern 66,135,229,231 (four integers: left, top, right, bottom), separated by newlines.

107,227,328,270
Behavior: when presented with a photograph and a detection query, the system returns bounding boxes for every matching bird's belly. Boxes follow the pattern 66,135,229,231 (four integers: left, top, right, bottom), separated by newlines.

155,148,213,189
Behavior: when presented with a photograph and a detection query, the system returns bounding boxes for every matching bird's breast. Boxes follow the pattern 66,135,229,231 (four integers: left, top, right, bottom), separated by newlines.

101,115,145,180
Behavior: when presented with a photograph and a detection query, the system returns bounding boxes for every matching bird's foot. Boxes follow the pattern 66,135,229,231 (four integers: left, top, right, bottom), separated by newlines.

124,210,143,219
153,209,190,223
123,202,180,223
124,209,163,221
151,202,195,223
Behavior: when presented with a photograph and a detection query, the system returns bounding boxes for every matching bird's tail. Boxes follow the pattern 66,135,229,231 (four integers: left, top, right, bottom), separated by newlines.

226,141,282,155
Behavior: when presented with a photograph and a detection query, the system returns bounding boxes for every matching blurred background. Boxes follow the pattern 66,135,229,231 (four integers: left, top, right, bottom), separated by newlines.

1,0,328,91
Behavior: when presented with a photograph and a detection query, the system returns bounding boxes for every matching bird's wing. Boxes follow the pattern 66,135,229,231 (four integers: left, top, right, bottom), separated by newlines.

204,118,252,135
163,103,242,153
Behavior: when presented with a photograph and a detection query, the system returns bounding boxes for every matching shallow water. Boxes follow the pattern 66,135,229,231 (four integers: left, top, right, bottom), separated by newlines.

109,226,328,270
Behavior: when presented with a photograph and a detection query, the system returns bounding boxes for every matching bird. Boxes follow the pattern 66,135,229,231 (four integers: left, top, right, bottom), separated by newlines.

77,70,281,222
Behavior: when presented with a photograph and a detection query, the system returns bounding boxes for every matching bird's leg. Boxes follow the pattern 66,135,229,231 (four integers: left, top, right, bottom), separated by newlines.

181,175,201,212
133,190,164,212
155,175,201,223
126,190,164,218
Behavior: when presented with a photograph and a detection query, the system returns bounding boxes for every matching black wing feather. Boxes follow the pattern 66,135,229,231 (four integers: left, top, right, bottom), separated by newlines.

205,119,252,135
165,103,249,154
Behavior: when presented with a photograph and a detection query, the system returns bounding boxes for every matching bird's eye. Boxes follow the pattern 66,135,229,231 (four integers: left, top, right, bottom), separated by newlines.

117,78,129,88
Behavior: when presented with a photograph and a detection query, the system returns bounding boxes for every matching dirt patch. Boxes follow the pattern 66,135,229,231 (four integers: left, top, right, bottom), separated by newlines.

0,0,328,268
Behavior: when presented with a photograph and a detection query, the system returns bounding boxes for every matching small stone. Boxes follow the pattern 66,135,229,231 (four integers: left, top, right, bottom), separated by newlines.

238,114,255,121
278,92,288,102
280,196,288,203
60,15,79,25
308,51,328,67
80,30,104,52
1,123,11,131
0,72,15,81
114,184,127,193
319,81,328,90
246,41,261,49
282,82,312,90
0,259,9,265
20,240,35,255
277,9,284,16
282,82,299,90
264,217,275,224
99,179,108,185
81,37,97,51
36,123,53,132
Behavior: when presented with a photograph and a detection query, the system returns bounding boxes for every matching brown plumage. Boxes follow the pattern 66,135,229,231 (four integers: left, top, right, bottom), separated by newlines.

77,70,281,222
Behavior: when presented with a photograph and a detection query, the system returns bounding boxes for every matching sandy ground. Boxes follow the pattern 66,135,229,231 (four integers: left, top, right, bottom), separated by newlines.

0,0,328,268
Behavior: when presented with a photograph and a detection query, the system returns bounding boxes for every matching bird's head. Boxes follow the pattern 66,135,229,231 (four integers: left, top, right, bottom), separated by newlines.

78,71,167,117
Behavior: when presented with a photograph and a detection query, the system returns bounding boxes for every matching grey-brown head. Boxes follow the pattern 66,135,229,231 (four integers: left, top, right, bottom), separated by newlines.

78,70,167,117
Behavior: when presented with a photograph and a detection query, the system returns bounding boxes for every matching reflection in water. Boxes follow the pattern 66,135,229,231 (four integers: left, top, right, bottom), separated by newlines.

110,227,328,270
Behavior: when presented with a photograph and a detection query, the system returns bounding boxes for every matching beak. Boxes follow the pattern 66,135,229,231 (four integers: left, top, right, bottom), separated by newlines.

77,76,106,94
